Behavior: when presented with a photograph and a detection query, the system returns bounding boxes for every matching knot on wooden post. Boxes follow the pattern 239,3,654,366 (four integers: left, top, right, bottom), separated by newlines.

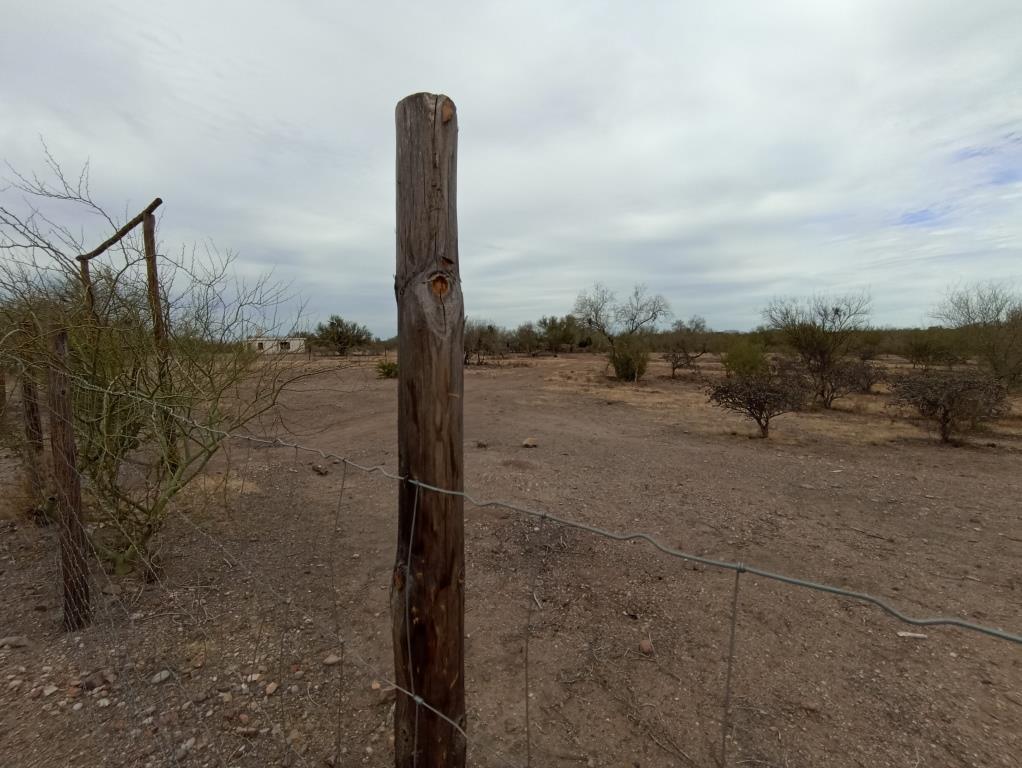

429,273,450,296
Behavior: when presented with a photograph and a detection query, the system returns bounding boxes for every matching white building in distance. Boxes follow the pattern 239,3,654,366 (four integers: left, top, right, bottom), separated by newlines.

246,336,306,354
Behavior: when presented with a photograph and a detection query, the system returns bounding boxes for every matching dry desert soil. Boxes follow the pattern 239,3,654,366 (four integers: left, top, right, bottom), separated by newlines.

1,354,1020,767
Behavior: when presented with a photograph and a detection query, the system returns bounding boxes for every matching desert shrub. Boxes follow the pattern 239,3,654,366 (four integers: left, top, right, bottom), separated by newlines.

818,358,884,401
376,359,398,379
935,283,1022,388
842,359,884,394
890,370,1007,443
722,339,767,378
0,155,305,574
661,316,709,377
313,315,374,355
464,318,505,364
575,283,669,382
763,293,871,407
902,329,960,370
609,334,650,381
708,363,810,437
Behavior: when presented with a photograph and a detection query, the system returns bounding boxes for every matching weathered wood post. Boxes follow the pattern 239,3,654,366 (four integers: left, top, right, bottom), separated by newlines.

392,92,465,768
48,328,91,630
142,210,178,470
20,322,46,508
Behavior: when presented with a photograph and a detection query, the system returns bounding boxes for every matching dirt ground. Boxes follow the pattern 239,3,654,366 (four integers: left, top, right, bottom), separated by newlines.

1,354,1020,768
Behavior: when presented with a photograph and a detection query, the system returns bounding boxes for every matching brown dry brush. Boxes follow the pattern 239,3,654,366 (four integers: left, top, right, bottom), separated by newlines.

707,362,811,437
889,369,1008,443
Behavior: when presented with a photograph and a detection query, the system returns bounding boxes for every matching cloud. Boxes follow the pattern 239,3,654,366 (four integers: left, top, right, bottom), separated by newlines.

2,0,1021,335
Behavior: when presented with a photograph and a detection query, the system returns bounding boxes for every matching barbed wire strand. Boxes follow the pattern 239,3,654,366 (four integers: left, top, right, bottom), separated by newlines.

329,462,349,767
720,567,743,768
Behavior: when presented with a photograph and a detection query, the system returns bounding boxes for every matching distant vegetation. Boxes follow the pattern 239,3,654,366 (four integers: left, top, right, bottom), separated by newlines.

299,283,1022,443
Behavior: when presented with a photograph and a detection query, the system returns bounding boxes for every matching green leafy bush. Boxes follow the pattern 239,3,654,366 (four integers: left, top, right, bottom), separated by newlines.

609,334,650,381
722,339,767,378
376,359,399,379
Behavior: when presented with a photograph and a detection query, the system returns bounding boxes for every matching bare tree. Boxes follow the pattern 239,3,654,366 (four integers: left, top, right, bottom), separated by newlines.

935,282,1022,388
575,283,670,381
763,293,871,407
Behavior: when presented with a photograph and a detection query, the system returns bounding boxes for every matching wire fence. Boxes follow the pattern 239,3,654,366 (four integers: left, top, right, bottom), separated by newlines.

1,364,1020,768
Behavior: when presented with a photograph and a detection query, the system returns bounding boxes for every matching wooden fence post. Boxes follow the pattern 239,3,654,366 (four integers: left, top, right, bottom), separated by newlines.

48,328,91,630
392,92,465,768
20,322,46,509
21,374,46,504
142,210,179,472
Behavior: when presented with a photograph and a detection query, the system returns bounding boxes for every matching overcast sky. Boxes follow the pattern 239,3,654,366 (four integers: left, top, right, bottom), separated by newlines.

2,1,1021,335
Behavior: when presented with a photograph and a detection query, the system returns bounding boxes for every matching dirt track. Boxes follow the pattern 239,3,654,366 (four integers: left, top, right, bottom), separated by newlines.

1,355,1020,767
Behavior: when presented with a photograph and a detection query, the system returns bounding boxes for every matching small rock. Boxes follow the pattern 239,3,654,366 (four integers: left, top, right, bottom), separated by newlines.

265,682,279,696
174,737,195,760
638,638,655,656
42,685,59,697
80,669,114,690
97,698,111,708
236,727,259,737
7,680,22,690
150,670,171,685
245,673,261,683
72,702,83,712
323,654,342,666
0,636,30,649
521,437,538,448
311,464,329,476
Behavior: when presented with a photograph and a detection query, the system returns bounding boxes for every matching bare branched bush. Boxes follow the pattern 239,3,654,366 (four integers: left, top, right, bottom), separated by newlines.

890,370,1007,443
708,362,810,437
0,152,309,572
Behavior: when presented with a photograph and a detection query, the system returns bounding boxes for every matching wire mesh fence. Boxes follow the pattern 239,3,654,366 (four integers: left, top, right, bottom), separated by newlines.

2,364,1020,768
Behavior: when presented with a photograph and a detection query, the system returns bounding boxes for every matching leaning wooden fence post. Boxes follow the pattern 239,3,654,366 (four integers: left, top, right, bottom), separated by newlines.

392,92,465,768
48,328,91,630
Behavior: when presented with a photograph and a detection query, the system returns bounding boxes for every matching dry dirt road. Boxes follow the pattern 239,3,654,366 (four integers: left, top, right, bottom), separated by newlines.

1,355,1020,767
